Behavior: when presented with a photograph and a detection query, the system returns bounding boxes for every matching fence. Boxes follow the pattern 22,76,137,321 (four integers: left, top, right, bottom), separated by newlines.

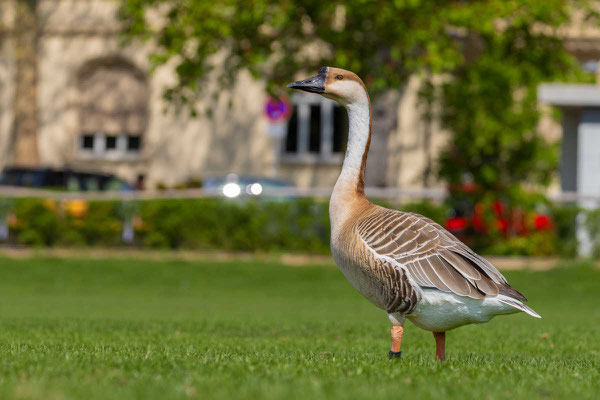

0,185,598,205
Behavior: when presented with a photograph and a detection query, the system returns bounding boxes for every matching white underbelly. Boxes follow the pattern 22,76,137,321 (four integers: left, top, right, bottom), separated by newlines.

407,289,519,331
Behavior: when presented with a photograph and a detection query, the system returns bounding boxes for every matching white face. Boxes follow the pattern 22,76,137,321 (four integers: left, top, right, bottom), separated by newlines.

287,67,369,106
323,78,368,106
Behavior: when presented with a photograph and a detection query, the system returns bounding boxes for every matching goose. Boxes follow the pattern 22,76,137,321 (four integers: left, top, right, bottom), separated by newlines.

287,67,540,361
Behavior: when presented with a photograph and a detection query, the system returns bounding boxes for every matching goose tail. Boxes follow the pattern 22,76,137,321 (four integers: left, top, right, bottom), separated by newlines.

498,298,541,318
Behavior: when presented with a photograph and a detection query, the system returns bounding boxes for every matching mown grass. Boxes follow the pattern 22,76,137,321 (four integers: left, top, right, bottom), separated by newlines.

0,256,598,399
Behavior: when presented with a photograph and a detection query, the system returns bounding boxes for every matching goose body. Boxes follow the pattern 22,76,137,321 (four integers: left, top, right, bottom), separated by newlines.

288,67,540,360
330,202,539,333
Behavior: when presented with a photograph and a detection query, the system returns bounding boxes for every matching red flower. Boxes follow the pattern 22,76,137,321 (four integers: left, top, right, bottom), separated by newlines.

496,218,508,234
492,201,504,215
446,217,467,232
472,215,486,232
461,183,478,193
534,214,553,231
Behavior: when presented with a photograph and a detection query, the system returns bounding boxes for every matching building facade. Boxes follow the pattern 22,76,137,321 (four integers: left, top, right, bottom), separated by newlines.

0,0,454,191
0,0,598,193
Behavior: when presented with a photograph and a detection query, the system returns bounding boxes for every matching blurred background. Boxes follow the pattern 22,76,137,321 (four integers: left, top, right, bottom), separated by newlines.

0,0,599,257
0,2,600,399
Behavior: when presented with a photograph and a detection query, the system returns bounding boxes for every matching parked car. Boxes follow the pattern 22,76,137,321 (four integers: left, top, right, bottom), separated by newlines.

0,167,132,192
203,174,295,199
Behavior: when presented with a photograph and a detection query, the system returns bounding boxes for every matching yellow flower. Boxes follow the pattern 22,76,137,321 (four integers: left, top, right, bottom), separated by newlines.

66,200,89,218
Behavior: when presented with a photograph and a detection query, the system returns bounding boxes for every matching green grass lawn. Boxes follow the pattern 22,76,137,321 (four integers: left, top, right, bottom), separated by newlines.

0,256,598,400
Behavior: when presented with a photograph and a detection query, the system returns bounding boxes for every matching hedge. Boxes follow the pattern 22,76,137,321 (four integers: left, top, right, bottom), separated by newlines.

1,197,598,257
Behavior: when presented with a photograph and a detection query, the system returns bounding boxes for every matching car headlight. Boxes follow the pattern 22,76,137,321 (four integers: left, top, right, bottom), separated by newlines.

249,183,263,195
222,182,241,198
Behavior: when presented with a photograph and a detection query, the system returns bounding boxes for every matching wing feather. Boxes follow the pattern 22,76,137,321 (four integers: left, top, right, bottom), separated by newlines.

451,246,506,284
391,236,419,255
474,276,500,296
438,249,481,280
357,208,523,302
403,259,433,287
417,258,450,292
428,255,471,296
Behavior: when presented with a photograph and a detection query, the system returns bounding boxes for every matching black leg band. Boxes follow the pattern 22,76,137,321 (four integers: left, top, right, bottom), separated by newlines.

388,350,402,359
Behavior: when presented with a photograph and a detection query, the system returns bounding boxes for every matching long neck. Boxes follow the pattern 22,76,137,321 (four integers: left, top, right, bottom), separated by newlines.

329,94,372,231
335,97,372,197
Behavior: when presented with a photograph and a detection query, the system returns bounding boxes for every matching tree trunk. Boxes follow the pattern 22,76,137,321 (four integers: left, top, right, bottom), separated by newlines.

11,0,39,167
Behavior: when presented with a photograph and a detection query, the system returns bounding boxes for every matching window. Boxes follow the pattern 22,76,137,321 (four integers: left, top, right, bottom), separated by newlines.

79,132,142,157
82,134,95,150
105,136,117,151
309,104,321,153
283,94,348,162
127,136,141,152
285,106,298,153
333,105,349,153
77,58,148,159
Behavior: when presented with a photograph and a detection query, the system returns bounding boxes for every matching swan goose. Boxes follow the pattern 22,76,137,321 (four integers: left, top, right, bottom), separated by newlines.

288,67,540,361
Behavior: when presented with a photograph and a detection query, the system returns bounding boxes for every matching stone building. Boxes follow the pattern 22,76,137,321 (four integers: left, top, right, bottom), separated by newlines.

0,0,598,194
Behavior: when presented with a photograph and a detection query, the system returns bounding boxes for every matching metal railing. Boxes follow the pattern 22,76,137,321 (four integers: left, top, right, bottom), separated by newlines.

0,185,598,205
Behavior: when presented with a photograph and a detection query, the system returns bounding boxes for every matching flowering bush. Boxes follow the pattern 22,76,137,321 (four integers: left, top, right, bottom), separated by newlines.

442,184,564,256
0,197,596,256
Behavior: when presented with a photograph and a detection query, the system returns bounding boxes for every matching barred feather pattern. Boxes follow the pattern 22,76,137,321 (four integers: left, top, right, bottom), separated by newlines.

339,229,421,315
356,208,528,314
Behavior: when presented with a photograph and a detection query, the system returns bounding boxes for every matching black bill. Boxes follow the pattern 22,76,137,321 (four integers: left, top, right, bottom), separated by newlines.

287,67,328,93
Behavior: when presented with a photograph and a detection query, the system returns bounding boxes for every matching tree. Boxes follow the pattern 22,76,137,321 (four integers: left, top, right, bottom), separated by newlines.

436,2,593,195
119,0,598,196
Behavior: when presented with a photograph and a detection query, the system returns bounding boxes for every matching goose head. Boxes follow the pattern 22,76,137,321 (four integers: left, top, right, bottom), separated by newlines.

287,67,368,106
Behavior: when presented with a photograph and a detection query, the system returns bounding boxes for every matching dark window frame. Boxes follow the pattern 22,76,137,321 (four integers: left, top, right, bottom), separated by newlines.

283,94,348,160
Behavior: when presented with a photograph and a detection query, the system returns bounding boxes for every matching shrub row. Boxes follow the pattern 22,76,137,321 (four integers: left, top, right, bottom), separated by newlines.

1,197,598,257
6,198,333,253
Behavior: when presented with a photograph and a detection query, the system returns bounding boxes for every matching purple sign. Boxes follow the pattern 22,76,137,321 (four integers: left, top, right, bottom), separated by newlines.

264,97,291,122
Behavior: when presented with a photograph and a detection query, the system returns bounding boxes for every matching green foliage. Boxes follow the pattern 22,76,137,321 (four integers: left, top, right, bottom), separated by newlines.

549,203,581,257
119,1,598,104
74,201,123,246
435,2,595,199
0,257,598,399
585,207,600,258
4,197,599,256
485,231,557,257
397,199,450,224
136,198,332,252
118,0,456,105
12,199,61,246
11,199,123,248
4,198,445,253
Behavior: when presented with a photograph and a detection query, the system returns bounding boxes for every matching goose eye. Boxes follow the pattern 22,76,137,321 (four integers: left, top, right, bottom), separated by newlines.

335,75,343,80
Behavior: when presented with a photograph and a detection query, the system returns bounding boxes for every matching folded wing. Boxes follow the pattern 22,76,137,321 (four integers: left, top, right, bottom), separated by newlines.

357,209,527,302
